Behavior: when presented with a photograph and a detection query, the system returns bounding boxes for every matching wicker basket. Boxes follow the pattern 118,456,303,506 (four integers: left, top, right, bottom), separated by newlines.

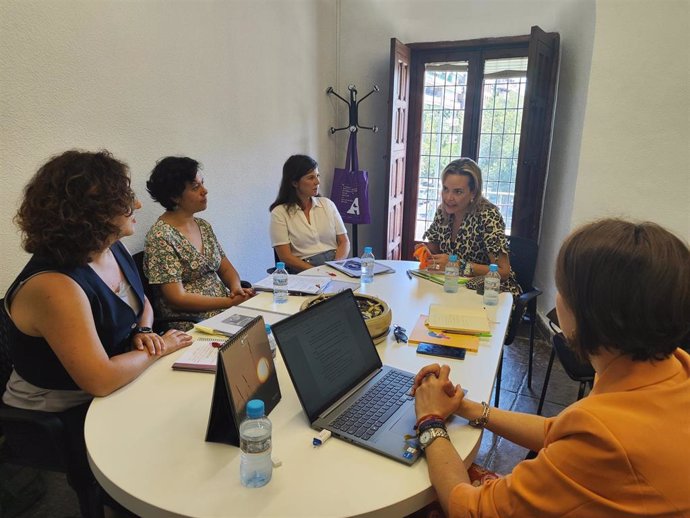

300,293,392,344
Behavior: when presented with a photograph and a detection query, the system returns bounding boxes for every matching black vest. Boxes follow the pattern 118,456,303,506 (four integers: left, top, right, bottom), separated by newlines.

5,241,144,390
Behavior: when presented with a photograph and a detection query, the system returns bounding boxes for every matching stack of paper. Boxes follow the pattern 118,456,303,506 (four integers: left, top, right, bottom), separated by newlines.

427,304,491,335
326,258,395,278
251,274,331,295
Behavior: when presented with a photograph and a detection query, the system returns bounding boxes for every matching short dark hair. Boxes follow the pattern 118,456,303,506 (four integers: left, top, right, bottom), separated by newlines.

146,156,200,211
269,154,318,212
556,218,690,361
15,150,134,267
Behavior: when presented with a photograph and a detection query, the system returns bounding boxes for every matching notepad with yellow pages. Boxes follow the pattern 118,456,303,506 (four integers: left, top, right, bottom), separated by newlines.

408,315,480,351
427,304,491,335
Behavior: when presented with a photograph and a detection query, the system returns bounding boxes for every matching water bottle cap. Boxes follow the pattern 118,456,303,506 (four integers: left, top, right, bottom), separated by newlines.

364,246,373,254
276,261,285,269
449,254,458,262
265,324,272,334
246,399,265,418
489,264,498,272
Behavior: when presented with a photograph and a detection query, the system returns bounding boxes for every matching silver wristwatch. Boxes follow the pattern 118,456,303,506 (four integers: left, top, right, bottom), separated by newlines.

418,426,450,450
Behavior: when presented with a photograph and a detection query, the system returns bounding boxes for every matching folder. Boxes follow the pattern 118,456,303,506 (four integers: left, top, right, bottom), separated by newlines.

408,315,480,352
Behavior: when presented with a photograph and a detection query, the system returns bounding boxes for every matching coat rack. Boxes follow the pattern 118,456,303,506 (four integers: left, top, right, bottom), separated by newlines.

327,84,379,255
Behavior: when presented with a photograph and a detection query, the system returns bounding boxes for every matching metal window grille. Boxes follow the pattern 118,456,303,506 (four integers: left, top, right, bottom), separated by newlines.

416,62,468,240
415,58,527,239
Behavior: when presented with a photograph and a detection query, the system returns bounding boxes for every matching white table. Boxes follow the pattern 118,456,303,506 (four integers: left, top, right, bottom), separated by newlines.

85,261,512,517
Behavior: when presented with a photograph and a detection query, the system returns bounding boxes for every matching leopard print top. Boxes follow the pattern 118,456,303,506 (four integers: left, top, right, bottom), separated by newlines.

423,202,521,296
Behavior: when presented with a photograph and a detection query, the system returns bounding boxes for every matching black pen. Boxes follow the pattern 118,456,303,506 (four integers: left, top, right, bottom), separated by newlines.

406,270,413,280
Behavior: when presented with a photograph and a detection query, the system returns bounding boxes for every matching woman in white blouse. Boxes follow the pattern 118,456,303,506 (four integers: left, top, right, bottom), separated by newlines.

269,155,350,273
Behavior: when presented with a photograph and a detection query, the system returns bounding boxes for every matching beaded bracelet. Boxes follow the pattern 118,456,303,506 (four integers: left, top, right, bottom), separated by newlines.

414,414,444,430
417,418,446,434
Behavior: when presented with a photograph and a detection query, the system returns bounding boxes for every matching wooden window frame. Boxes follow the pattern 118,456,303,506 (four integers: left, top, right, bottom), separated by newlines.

384,29,559,260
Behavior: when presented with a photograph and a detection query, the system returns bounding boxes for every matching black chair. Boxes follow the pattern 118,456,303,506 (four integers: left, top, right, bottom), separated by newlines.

0,300,104,518
266,249,280,275
536,308,594,415
494,236,542,407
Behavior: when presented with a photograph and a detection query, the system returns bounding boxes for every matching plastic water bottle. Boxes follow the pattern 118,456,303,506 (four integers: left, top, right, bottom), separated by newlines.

265,324,277,358
360,246,375,284
483,263,500,306
444,254,460,293
239,399,273,488
273,262,288,304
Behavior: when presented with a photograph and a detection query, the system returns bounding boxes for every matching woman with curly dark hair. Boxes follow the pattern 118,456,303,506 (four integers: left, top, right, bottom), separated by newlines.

2,150,192,513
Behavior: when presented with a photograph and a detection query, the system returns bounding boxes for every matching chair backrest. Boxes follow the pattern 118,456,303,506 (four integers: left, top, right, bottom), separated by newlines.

0,299,14,391
266,249,280,274
132,251,155,303
508,235,539,291
546,307,595,381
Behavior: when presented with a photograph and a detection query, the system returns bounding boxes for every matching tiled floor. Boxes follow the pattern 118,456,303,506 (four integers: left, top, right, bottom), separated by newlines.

0,321,584,517
475,320,584,474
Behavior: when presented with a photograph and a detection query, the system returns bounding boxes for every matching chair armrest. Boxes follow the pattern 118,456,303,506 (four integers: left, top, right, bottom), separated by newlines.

514,288,541,313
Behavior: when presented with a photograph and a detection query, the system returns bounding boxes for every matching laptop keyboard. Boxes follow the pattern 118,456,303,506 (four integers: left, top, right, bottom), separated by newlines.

331,370,414,440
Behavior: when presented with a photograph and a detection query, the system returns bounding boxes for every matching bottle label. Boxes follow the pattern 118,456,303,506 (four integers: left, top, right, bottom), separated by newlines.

240,437,271,454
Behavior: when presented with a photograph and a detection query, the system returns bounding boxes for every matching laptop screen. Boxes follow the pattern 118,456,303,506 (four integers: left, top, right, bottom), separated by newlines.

271,290,383,422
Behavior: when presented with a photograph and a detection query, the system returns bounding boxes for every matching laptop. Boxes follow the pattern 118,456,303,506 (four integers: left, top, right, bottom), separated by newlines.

270,289,421,465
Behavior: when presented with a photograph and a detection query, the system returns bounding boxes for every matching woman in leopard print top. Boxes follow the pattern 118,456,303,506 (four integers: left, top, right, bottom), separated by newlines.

421,158,521,296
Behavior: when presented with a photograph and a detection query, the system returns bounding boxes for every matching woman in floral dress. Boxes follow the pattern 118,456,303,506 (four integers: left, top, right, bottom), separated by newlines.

420,158,520,296
144,156,254,329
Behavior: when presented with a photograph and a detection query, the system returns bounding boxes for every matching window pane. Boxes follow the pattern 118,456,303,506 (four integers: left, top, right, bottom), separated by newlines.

415,61,469,240
477,57,527,234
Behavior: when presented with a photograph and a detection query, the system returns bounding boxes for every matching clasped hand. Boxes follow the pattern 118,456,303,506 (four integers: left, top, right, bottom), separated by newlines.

132,329,193,356
229,286,256,301
411,364,465,420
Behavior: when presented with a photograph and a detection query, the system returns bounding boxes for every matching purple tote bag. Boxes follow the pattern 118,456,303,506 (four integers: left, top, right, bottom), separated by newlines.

330,133,371,225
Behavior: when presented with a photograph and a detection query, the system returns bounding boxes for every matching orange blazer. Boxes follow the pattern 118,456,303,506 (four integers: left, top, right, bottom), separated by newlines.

450,348,690,517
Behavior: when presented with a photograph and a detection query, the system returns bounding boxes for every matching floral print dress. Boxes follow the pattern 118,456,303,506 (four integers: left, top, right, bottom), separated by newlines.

144,218,230,329
423,203,521,296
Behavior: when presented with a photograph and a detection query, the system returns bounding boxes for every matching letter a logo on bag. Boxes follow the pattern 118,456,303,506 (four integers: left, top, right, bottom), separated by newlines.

347,197,360,215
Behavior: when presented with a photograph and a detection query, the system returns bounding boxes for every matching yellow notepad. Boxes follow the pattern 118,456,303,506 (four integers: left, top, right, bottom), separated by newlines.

427,304,491,335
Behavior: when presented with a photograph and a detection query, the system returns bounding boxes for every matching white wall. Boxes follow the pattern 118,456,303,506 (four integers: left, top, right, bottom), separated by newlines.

0,0,337,292
573,0,690,234
2,0,688,316
337,0,596,309
537,0,690,310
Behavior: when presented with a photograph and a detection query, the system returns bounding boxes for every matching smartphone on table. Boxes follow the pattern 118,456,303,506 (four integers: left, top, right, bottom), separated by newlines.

416,342,466,360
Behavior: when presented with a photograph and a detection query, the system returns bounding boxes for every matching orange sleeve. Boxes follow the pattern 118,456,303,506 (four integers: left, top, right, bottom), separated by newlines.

447,406,641,518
